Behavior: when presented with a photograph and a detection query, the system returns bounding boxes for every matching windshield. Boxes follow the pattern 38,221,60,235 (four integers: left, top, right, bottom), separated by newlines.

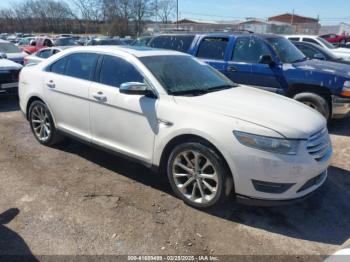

18,38,34,45
140,55,237,95
0,42,21,53
267,37,306,63
55,38,78,46
317,37,336,49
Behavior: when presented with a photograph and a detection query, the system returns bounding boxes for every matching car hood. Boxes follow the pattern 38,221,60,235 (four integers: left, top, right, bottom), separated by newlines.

173,86,326,139
333,47,350,54
288,59,350,79
0,58,22,70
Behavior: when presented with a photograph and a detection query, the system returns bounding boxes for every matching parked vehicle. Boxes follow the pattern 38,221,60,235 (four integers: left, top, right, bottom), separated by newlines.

20,37,54,54
285,35,350,61
53,37,79,47
19,46,332,209
293,41,350,65
24,46,72,65
131,36,153,46
86,38,125,46
0,54,22,95
149,33,350,120
0,40,27,64
320,33,350,46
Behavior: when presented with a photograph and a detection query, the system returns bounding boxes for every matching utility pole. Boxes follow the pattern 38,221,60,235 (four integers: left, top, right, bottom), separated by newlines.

177,0,179,29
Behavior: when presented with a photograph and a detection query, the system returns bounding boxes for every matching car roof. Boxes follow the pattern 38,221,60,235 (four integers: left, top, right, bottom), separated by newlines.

285,35,318,38
65,45,188,58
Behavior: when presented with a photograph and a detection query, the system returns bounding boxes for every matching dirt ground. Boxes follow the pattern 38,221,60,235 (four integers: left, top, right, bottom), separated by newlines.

0,96,349,258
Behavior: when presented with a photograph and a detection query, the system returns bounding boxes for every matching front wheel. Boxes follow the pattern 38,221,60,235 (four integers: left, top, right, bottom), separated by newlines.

294,92,330,120
167,141,233,209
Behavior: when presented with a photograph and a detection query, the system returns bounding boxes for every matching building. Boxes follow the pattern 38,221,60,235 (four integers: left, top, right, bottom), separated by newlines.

268,13,321,34
320,23,350,35
145,18,293,35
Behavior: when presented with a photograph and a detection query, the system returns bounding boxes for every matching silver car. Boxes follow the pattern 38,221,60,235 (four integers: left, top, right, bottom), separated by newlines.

24,46,73,65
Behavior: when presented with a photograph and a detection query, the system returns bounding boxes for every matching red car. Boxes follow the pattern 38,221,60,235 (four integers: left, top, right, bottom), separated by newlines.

18,37,54,54
320,33,350,46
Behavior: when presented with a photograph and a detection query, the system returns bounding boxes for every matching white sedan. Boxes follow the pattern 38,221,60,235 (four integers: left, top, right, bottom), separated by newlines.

18,46,332,209
285,35,350,61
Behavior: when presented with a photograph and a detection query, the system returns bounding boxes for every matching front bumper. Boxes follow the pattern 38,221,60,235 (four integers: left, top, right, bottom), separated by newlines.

332,95,350,119
236,171,327,207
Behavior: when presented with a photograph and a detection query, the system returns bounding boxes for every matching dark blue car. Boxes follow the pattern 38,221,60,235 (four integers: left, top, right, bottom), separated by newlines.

148,33,350,120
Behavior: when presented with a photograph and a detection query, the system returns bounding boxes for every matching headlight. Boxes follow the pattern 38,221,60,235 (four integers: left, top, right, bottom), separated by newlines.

342,81,350,97
234,131,299,155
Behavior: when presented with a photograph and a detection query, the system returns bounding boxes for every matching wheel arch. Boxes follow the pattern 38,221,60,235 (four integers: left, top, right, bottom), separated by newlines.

157,134,234,183
26,95,57,126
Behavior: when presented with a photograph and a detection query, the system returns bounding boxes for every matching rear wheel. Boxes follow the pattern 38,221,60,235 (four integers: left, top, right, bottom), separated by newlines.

167,141,233,209
294,92,330,120
29,100,60,146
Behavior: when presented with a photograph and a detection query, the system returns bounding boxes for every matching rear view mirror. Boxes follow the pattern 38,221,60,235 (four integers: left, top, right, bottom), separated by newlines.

259,55,275,66
120,82,155,97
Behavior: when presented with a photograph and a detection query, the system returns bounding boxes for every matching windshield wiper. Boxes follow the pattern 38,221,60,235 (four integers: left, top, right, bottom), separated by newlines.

170,89,209,96
206,85,235,93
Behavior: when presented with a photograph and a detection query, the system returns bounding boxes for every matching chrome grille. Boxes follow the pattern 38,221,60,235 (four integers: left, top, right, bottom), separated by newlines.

307,128,331,161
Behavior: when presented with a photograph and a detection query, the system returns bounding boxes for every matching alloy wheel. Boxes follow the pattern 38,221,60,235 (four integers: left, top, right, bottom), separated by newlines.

172,150,219,204
31,104,51,142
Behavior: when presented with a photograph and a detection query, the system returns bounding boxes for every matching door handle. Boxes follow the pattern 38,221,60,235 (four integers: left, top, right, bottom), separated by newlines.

227,66,238,72
46,80,55,89
92,91,107,102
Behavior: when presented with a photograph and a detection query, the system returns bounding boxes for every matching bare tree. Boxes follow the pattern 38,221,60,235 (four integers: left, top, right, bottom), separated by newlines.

157,0,175,23
131,0,153,36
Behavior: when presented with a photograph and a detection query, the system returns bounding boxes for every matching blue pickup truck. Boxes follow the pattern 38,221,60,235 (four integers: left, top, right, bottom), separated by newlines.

147,33,350,120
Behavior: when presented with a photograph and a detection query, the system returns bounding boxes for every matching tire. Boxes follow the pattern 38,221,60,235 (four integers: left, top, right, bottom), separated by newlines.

166,141,233,209
28,100,61,146
293,92,330,120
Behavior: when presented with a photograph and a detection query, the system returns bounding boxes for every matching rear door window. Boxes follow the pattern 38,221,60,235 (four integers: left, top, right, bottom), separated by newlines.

288,37,300,41
49,53,98,80
196,37,229,60
148,35,195,53
37,49,52,58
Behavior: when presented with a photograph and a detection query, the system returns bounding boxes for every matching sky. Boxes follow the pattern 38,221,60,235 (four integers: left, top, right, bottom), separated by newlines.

0,0,350,25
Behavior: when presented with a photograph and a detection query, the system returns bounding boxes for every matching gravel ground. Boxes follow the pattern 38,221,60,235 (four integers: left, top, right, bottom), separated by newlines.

0,96,349,259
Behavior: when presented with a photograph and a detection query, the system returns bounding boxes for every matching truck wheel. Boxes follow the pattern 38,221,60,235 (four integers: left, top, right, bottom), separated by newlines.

294,92,330,120
167,141,233,209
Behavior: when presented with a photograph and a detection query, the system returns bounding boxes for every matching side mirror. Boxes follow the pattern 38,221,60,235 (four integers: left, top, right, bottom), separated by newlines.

0,52,7,59
120,82,155,97
314,53,325,60
259,54,275,66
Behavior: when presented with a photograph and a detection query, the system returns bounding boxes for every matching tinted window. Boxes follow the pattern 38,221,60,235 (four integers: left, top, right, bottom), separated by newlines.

297,45,319,59
303,38,320,46
232,37,271,63
148,35,195,53
64,53,98,80
197,37,228,60
50,56,69,74
288,37,300,41
99,55,144,87
37,49,52,58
